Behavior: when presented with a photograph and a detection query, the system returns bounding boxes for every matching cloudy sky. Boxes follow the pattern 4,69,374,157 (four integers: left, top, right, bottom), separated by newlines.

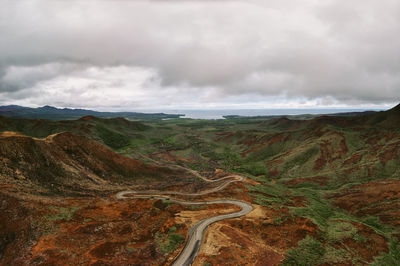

1,0,399,110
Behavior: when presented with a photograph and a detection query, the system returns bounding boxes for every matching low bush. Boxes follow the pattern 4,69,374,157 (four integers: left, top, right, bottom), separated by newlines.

282,236,325,266
97,125,131,149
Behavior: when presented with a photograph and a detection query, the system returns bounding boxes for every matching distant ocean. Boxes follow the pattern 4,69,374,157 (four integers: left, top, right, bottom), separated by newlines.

158,109,384,119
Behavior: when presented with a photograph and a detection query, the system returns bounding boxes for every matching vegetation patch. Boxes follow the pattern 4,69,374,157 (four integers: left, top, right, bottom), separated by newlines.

290,190,333,227
97,125,131,149
46,206,79,221
282,236,325,266
248,182,289,206
370,240,400,266
325,221,358,243
240,162,266,176
155,226,185,254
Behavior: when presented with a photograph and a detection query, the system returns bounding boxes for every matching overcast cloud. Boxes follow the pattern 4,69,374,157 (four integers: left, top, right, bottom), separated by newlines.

0,0,399,109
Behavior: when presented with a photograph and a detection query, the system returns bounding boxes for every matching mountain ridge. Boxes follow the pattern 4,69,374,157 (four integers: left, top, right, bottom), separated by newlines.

0,105,183,120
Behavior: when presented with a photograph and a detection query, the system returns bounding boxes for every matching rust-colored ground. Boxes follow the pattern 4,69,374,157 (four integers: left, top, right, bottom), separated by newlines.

194,205,318,266
1,186,245,266
333,179,400,227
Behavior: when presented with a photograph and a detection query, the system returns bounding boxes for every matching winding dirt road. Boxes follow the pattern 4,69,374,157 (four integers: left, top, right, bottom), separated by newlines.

116,174,253,266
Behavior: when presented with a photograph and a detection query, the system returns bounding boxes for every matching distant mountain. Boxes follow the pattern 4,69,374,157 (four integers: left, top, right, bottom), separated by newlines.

224,110,377,120
225,104,400,131
0,105,183,120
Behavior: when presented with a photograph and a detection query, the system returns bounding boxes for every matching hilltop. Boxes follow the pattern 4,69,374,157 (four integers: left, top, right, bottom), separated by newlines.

0,114,151,149
364,103,400,129
0,131,202,196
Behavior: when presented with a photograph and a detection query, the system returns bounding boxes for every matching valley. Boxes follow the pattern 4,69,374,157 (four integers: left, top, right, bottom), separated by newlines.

1,104,400,265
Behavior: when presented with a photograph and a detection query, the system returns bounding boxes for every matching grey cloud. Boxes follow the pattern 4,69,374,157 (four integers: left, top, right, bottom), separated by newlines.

0,63,88,93
0,0,399,107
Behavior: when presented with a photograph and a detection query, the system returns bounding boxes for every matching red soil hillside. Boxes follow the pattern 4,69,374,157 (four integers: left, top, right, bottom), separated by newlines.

332,179,400,228
0,131,201,195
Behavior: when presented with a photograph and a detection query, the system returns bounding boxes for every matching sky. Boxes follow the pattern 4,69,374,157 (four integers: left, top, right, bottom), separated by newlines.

0,0,399,110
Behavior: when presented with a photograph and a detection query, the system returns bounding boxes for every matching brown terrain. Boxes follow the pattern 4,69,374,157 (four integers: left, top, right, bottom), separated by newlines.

0,131,206,265
1,104,400,265
333,180,400,228
0,131,204,195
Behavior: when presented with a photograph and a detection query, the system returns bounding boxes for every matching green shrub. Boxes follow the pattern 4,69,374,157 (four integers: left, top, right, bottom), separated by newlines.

325,221,358,243
321,246,350,264
160,233,185,253
283,146,319,174
291,190,333,227
222,147,242,170
241,162,267,176
97,125,130,149
249,183,289,206
363,216,385,231
47,206,79,221
155,229,185,254
282,236,325,266
246,142,284,161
